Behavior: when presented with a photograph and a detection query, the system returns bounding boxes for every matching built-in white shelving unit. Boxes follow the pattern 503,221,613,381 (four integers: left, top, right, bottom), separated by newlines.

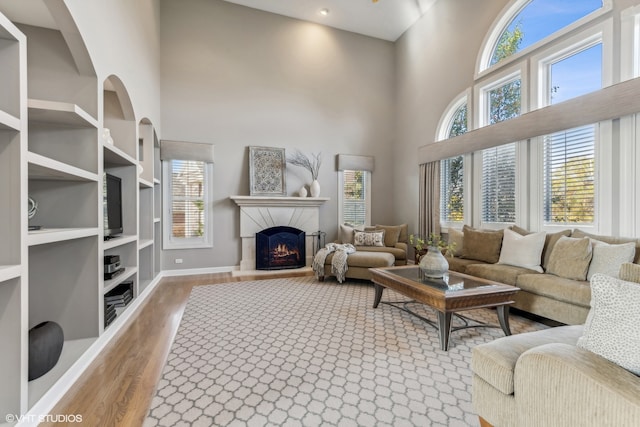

0,4,162,422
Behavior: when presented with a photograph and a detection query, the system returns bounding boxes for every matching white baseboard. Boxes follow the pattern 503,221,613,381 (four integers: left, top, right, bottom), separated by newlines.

161,265,238,277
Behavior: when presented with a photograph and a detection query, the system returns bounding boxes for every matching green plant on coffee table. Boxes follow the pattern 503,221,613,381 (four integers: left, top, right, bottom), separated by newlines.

409,233,457,260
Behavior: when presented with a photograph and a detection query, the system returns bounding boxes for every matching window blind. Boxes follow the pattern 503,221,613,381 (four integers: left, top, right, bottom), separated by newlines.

342,170,367,226
170,160,205,238
482,143,516,223
543,125,595,224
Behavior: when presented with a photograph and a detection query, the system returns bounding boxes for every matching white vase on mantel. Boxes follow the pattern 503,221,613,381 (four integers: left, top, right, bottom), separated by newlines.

298,185,308,197
310,179,321,197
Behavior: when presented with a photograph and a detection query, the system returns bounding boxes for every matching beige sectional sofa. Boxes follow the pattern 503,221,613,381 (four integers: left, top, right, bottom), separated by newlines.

319,223,408,281
447,226,640,325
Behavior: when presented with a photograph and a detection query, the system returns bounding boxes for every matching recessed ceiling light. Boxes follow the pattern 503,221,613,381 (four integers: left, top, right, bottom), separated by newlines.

320,8,329,16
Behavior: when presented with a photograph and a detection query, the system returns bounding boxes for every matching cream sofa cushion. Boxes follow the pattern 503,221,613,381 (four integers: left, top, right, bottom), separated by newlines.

587,240,635,280
498,229,545,273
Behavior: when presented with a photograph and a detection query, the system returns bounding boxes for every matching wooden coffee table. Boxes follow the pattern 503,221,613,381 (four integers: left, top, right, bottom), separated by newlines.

370,266,519,351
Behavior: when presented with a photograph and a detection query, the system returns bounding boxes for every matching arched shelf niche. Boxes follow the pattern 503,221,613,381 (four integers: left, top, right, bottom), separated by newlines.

103,75,136,159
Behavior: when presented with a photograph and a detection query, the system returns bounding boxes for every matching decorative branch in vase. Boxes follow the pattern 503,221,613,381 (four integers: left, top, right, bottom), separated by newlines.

287,150,322,197
409,233,457,278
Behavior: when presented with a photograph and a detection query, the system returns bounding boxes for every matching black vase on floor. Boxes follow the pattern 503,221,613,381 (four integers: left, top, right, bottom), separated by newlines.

28,321,64,381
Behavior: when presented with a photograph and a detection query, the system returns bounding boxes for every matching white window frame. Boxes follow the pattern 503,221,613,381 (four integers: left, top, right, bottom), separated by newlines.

475,0,612,78
436,91,472,230
337,170,371,226
162,160,214,249
473,64,527,229
528,21,612,233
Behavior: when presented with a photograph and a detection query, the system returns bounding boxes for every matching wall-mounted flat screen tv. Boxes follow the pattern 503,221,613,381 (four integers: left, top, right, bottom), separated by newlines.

104,173,123,239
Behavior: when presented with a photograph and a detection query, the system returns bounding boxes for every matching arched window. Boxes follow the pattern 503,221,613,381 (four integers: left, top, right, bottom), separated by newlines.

480,0,604,71
438,100,468,225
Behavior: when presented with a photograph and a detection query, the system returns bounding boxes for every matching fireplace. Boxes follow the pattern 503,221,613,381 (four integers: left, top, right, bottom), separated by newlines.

256,226,306,270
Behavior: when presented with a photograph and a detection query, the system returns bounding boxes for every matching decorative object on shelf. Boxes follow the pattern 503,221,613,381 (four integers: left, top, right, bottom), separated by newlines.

28,321,64,381
298,185,308,197
248,146,287,196
310,179,321,198
102,128,114,145
27,195,38,219
287,150,322,197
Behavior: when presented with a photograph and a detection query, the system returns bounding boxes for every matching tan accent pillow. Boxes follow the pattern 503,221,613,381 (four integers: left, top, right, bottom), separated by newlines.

461,225,503,264
338,223,364,244
397,224,409,243
546,236,593,281
353,230,385,247
573,229,640,263
375,224,402,247
447,228,464,256
619,263,640,284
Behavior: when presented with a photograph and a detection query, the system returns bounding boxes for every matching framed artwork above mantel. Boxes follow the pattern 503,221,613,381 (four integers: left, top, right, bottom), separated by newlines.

248,146,287,196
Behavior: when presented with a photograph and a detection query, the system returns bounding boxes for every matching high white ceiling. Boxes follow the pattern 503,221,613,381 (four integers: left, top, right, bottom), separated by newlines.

0,0,436,42
224,0,437,41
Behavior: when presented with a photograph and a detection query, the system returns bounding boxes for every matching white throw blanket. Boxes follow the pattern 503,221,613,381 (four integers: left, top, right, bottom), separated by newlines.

312,243,356,283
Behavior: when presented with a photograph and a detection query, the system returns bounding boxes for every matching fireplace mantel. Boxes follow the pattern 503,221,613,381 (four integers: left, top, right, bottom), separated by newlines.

230,196,329,208
230,196,329,270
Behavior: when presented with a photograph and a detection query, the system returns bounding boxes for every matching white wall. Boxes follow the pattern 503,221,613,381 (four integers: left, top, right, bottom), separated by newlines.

160,0,396,270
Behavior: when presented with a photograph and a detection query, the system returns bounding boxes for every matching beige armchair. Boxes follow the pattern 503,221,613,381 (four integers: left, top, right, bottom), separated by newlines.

472,325,640,427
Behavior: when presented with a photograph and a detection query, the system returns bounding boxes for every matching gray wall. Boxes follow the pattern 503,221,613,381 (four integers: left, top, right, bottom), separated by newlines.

66,0,162,130
160,0,396,270
393,0,510,236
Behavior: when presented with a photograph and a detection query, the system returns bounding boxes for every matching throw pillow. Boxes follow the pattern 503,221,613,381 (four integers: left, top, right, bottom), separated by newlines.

461,225,503,264
375,224,402,247
353,230,385,247
447,228,464,256
546,236,593,281
498,228,546,272
586,240,636,280
619,262,640,284
338,223,363,244
510,226,572,270
577,273,640,375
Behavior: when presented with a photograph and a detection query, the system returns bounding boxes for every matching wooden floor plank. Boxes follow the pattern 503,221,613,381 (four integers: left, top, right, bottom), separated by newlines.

39,271,311,426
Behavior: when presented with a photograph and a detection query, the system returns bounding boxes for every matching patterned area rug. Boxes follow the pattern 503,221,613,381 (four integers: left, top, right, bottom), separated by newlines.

145,276,547,427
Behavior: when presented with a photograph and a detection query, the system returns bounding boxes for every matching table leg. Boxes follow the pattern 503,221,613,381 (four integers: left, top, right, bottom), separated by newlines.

436,311,453,351
373,283,384,308
497,305,512,336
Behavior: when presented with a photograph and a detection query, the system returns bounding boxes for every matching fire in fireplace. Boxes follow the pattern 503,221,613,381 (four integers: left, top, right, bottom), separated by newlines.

256,226,306,270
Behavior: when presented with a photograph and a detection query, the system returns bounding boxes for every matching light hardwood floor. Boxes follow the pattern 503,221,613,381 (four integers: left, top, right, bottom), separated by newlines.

40,270,312,427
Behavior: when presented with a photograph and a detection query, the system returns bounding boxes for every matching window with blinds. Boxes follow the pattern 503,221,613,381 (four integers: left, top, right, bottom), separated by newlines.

543,125,595,225
440,104,467,224
167,159,211,247
342,170,368,226
482,143,516,223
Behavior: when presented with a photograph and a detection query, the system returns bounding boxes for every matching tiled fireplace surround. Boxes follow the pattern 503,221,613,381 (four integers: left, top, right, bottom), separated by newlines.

230,196,329,271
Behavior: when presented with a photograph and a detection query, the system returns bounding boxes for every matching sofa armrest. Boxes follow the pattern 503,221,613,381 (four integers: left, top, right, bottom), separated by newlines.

394,242,408,254
514,343,640,427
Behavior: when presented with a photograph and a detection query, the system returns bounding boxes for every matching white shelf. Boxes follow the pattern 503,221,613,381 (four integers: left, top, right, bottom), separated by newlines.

28,338,96,408
103,234,137,250
103,266,137,294
28,227,99,246
28,151,99,182
103,143,136,166
139,239,153,250
139,177,153,188
153,217,161,223
27,99,98,128
153,178,161,185
0,110,20,131
0,265,21,283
